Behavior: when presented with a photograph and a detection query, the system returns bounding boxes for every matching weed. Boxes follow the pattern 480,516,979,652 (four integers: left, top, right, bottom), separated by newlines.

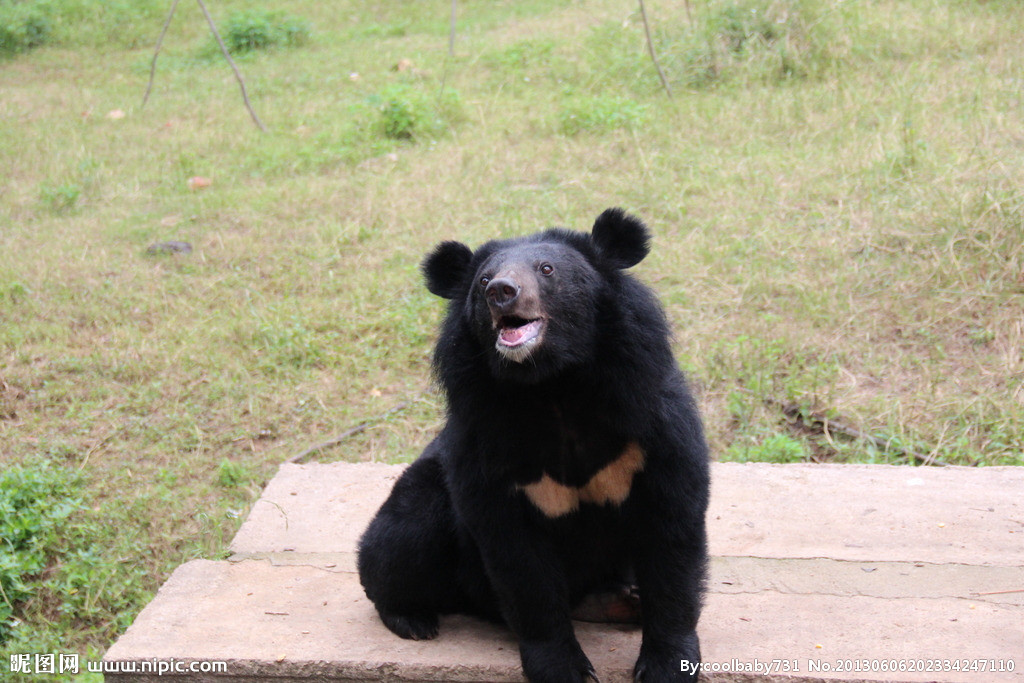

356,22,409,39
558,94,647,136
967,327,995,346
0,3,50,55
711,3,779,54
216,459,250,488
38,183,81,213
223,10,311,54
882,115,929,177
588,0,855,91
1,281,28,302
708,336,838,413
373,84,463,141
724,432,809,463
380,94,417,140
0,0,164,51
0,460,85,645
485,38,556,70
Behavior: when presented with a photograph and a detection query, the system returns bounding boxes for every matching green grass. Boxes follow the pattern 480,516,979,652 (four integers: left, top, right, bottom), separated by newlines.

1,0,1023,672
220,9,310,54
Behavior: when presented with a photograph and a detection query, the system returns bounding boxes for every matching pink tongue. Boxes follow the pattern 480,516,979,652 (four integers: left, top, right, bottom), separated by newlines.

499,320,541,347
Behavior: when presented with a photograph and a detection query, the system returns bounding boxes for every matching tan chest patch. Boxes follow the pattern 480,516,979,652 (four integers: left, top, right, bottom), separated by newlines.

518,443,645,518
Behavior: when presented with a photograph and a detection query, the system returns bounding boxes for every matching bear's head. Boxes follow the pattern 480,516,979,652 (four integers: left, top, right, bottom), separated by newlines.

422,208,650,383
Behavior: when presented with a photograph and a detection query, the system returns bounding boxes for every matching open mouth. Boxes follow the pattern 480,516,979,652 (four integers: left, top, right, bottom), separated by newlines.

497,316,543,346
494,316,545,360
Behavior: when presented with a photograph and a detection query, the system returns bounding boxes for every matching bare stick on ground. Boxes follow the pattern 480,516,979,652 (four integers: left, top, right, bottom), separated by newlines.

145,0,266,131
448,0,457,56
195,0,266,131
774,399,950,467
142,0,181,106
286,402,412,464
439,0,457,95
638,0,672,97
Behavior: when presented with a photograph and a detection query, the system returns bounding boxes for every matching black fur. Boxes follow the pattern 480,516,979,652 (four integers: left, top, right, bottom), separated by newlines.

592,207,650,269
358,209,709,682
423,240,474,299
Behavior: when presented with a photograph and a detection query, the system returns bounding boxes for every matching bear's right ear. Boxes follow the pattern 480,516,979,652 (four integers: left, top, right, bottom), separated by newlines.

422,241,474,299
591,207,650,269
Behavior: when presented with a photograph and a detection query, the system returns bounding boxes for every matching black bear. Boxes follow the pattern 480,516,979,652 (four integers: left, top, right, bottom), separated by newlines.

357,208,709,682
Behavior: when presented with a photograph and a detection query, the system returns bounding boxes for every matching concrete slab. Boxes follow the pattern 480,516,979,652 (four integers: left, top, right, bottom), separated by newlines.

230,462,1024,566
705,463,1023,565
229,463,404,557
105,463,1024,682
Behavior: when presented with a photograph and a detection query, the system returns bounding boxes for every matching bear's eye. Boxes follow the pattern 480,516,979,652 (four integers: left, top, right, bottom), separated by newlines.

540,263,554,276
480,276,490,287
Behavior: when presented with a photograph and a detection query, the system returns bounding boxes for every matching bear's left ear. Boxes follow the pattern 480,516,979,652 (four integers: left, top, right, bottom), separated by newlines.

422,241,473,299
591,208,650,269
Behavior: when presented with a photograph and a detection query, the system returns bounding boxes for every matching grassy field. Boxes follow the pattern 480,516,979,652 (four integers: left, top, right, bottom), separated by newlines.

1,0,1022,671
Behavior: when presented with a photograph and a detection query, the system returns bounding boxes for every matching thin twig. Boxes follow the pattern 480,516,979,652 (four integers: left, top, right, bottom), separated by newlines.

194,0,267,132
143,0,181,106
439,0,457,98
971,588,1024,596
0,575,13,611
772,398,949,467
732,388,950,466
286,402,411,464
448,0,457,56
79,428,123,471
285,423,370,465
637,0,672,97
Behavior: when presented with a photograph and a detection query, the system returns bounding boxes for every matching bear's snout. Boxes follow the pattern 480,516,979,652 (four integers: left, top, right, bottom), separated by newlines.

481,268,546,362
485,277,520,309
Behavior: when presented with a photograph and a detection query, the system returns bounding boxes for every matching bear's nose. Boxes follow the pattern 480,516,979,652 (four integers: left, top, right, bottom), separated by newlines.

485,278,520,308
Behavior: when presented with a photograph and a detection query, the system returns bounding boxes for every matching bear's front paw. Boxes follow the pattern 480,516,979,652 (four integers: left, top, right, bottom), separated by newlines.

633,631,700,682
520,637,599,683
377,609,439,641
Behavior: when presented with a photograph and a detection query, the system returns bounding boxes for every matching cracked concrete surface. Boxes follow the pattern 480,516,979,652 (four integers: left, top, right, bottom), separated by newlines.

105,462,1024,682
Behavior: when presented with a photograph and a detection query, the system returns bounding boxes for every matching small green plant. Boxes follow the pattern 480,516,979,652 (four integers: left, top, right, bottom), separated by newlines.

223,10,310,54
485,38,556,70
38,182,80,213
0,0,167,54
967,327,995,346
0,461,85,645
373,85,463,141
0,3,50,55
216,459,250,488
1,280,28,302
380,96,417,140
0,460,152,654
357,22,409,39
558,95,647,136
709,336,838,409
276,14,311,47
711,3,780,54
884,115,928,176
724,432,809,463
